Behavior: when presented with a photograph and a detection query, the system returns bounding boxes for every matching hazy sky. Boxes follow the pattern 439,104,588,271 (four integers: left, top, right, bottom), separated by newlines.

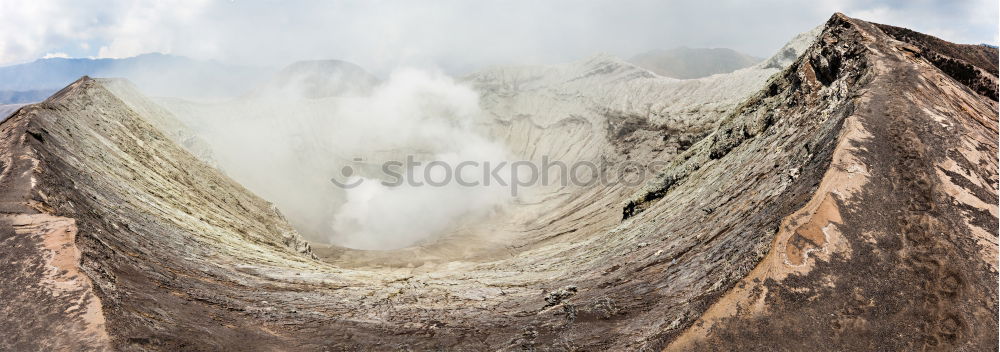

1,0,996,74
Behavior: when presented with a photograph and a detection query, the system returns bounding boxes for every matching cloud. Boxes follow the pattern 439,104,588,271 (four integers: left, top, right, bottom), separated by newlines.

1,1,995,73
95,0,212,59
41,52,69,59
837,0,999,45
0,0,210,65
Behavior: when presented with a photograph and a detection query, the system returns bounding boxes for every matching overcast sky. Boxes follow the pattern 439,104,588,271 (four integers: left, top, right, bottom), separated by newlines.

1,0,996,74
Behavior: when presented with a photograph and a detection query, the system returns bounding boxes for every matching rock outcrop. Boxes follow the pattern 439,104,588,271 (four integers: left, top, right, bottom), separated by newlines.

1,77,314,351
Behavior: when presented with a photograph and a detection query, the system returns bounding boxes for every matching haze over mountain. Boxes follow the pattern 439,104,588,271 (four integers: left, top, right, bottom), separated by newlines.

0,12,997,352
0,103,22,121
628,47,763,79
0,54,273,103
247,60,381,99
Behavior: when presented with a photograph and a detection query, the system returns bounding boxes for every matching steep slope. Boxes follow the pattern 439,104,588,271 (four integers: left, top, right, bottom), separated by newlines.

152,62,387,242
1,13,996,351
634,14,998,350
445,28,820,258
629,47,762,79
0,77,314,350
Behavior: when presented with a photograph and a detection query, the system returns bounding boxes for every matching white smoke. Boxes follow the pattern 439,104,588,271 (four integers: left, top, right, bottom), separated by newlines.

332,151,510,250
165,68,512,250
325,69,511,249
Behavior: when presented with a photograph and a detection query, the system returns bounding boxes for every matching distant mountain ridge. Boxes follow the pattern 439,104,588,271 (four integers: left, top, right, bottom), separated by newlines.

0,53,273,103
628,47,762,79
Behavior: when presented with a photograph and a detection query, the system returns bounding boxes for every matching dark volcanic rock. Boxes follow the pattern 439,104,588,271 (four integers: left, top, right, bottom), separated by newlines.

874,23,999,100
